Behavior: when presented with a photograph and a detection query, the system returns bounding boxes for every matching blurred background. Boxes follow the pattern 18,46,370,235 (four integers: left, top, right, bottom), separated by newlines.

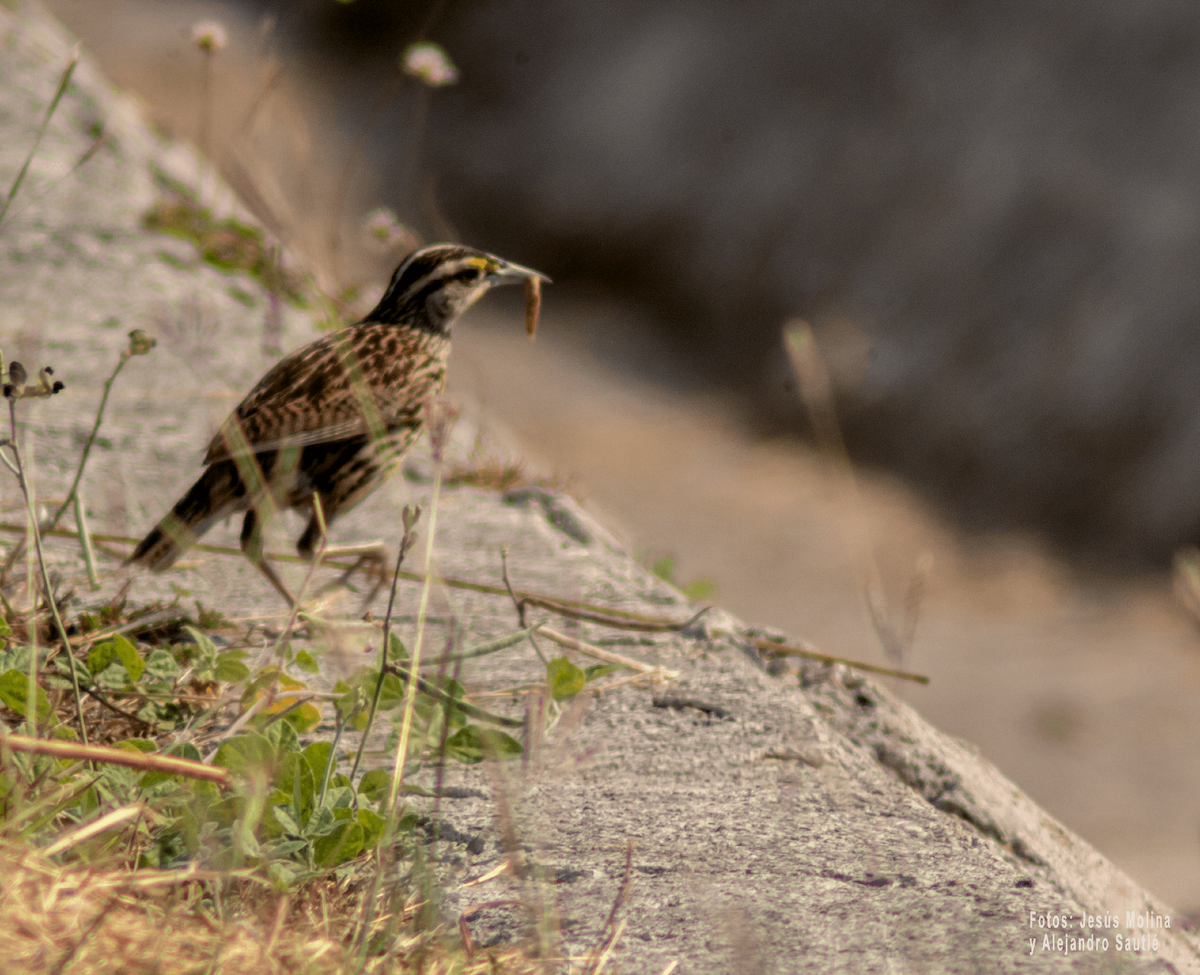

32,0,1200,915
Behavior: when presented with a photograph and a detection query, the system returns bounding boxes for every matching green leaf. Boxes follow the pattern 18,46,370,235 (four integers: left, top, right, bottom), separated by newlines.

294,649,319,674
357,807,386,849
240,666,280,701
281,701,322,733
271,806,302,837
0,644,30,674
303,742,333,782
276,751,315,819
0,669,52,723
111,634,144,682
141,741,200,789
267,861,300,890
167,741,202,763
312,820,363,867
212,732,276,777
333,677,367,722
414,676,465,724
546,656,585,700
216,653,250,683
388,633,407,661
357,769,391,803
87,641,117,676
262,717,300,755
184,626,218,662
143,650,180,680
0,669,27,714
265,838,308,860
113,738,156,753
444,725,523,765
584,663,623,682
322,785,355,809
371,672,406,711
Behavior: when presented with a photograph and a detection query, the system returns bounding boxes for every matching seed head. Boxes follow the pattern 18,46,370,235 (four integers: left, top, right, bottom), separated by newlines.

126,329,157,357
191,21,228,54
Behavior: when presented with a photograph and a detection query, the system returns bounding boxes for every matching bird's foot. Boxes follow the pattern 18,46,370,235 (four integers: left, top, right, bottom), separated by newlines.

318,541,391,607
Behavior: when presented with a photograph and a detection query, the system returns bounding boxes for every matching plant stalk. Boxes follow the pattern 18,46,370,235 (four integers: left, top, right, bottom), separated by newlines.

4,402,87,743
384,470,442,822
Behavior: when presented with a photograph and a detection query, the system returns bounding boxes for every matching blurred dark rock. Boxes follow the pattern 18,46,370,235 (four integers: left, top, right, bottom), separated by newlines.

273,0,1200,564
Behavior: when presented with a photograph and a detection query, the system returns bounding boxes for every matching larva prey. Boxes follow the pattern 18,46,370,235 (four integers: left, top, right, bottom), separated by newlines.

525,275,542,337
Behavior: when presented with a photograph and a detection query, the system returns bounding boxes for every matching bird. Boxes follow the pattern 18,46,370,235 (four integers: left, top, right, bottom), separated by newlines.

127,243,547,605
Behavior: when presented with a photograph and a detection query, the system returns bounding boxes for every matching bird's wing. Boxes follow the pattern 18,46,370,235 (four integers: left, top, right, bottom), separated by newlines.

203,325,446,464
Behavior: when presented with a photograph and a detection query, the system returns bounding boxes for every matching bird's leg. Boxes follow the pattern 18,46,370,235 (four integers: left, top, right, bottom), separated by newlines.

321,544,392,603
241,508,296,606
296,510,389,604
322,541,390,562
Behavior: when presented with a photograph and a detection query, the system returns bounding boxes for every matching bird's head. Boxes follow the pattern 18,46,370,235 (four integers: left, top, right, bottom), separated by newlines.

365,244,548,335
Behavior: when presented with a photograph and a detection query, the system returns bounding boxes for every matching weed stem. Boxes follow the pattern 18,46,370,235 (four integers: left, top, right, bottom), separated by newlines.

46,352,127,534
385,470,442,821
4,400,87,743
0,48,79,228
349,504,420,784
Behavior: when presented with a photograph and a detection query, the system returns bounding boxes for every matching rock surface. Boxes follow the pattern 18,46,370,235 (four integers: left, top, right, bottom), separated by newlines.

2,5,1198,972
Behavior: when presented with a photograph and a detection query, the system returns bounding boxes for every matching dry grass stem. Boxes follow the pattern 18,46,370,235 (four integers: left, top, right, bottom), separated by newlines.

538,627,678,679
1,734,232,785
750,636,929,684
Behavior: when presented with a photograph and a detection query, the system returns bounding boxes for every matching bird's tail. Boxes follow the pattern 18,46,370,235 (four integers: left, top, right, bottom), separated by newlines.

127,463,244,571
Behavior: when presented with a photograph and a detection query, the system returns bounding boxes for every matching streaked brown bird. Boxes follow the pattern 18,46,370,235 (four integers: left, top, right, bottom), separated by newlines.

128,244,547,604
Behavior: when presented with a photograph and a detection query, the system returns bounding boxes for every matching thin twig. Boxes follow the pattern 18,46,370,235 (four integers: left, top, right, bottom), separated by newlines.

538,627,678,679
46,897,119,975
316,711,344,807
4,335,153,578
417,624,542,666
384,412,448,821
74,493,99,588
584,841,634,975
0,129,110,226
81,683,155,732
2,525,713,630
785,322,924,668
0,733,229,785
349,504,421,783
381,663,523,728
750,636,929,684
0,48,79,227
47,347,130,532
501,546,547,665
3,400,87,743
499,546,526,627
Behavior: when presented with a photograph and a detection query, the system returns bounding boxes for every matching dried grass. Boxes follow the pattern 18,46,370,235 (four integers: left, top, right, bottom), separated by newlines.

0,840,543,975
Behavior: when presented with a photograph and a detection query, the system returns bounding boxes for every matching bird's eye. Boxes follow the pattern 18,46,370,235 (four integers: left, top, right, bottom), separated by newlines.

461,266,483,283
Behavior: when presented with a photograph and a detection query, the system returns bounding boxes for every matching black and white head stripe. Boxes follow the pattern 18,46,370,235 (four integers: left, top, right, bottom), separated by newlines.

363,244,542,332
387,246,491,298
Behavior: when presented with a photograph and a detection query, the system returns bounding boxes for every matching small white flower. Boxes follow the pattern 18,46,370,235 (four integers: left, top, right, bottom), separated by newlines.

363,208,412,251
402,42,458,87
191,21,228,53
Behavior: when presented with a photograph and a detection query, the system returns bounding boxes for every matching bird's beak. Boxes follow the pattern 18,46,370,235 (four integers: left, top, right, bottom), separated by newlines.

484,258,549,338
488,259,551,286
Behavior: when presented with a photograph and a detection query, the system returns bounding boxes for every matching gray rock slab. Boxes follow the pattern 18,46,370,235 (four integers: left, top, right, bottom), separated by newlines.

2,5,1197,972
